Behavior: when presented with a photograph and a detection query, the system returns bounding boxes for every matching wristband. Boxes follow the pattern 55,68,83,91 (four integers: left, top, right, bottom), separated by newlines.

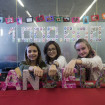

34,66,37,69
53,63,58,68
33,66,37,69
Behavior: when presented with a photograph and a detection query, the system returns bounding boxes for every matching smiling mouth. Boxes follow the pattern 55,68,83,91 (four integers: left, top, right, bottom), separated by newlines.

50,54,55,56
30,56,37,58
81,54,86,57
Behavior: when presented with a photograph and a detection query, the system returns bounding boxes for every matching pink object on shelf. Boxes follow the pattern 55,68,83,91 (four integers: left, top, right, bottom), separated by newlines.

1,70,22,91
66,83,76,88
23,70,39,90
62,68,77,88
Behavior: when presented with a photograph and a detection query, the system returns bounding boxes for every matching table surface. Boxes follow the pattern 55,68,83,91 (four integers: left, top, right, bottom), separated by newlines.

0,82,105,105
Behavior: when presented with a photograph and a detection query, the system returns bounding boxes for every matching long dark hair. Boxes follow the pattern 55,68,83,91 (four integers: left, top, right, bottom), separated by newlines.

25,43,42,65
44,41,61,64
74,38,96,58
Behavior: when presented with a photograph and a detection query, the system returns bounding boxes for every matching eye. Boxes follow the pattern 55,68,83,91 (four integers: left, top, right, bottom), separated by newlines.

47,48,56,52
76,49,80,52
28,50,31,53
33,50,38,53
47,48,51,52
82,47,85,50
52,48,56,51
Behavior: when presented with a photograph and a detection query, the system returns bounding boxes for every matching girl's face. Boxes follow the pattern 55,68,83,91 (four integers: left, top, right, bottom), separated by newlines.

75,42,90,58
27,46,38,61
47,44,57,59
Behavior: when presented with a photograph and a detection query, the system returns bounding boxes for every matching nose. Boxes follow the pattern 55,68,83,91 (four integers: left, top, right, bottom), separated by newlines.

50,50,53,52
31,51,35,54
80,49,84,54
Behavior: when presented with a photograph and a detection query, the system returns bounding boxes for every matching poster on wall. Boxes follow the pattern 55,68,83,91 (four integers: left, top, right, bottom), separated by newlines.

0,17,3,23
72,17,80,23
16,17,22,25
55,16,62,22
36,15,45,22
63,17,70,22
91,15,99,21
102,13,105,19
5,17,14,24
25,17,33,23
45,16,54,22
83,16,89,24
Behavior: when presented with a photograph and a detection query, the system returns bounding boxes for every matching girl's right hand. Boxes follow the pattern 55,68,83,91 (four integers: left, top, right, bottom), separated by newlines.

63,59,76,78
48,64,57,76
34,66,43,77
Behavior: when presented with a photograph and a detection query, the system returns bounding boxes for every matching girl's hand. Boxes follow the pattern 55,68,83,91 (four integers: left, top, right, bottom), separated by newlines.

63,59,76,78
34,66,43,77
48,64,57,76
29,66,34,72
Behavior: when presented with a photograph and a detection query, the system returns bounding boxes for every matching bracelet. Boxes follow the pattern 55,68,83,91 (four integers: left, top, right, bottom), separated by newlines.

53,63,58,68
33,66,37,69
29,66,36,72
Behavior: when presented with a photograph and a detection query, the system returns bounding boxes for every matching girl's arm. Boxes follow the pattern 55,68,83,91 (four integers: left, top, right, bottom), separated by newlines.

29,66,44,77
63,55,103,78
53,56,67,69
19,61,30,75
81,55,103,70
33,66,43,77
63,59,81,77
48,56,67,76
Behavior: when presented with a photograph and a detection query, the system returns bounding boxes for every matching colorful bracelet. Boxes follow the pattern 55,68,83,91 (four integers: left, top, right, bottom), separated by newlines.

33,66,37,69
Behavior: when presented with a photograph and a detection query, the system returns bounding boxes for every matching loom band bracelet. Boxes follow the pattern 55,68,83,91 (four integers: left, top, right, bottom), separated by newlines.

33,66,37,69
28,66,38,72
53,60,59,67
34,66,43,73
32,66,39,74
52,63,59,68
34,66,44,75
42,67,49,74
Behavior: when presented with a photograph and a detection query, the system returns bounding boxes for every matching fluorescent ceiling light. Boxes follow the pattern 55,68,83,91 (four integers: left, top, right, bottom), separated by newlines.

17,0,24,7
26,11,32,17
34,20,38,27
80,0,97,20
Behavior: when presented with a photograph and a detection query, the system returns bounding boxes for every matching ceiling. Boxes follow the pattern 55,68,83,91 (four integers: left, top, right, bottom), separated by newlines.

0,0,105,22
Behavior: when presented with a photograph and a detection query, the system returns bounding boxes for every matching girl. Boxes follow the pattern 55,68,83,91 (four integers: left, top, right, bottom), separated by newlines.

44,41,67,81
63,38,103,81
19,43,46,78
